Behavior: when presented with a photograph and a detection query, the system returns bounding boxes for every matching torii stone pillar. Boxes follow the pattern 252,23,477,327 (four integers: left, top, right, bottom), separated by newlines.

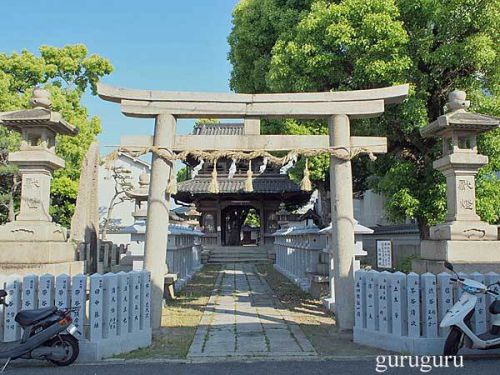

329,114,356,329
144,114,176,329
97,83,408,330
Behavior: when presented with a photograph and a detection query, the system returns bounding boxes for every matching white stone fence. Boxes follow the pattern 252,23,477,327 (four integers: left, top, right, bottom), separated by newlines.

77,241,128,274
353,270,500,354
273,226,327,291
120,221,204,291
0,271,151,361
272,223,371,294
166,225,204,291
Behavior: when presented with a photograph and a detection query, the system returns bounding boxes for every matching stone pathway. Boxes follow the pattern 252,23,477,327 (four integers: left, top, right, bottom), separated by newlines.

188,263,316,358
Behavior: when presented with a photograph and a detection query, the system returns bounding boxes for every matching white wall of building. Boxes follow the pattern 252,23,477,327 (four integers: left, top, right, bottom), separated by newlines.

98,153,150,233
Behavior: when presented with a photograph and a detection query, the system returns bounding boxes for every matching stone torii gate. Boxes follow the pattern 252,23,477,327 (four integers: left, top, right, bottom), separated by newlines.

97,83,408,330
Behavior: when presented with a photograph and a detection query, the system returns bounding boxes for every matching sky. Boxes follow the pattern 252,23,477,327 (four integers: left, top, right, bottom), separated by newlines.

0,0,240,153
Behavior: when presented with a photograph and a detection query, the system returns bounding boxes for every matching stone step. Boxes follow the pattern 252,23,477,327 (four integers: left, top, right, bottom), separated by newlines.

209,258,269,263
208,249,268,254
209,254,269,259
207,258,270,263
205,245,271,264
208,247,267,251
209,251,268,256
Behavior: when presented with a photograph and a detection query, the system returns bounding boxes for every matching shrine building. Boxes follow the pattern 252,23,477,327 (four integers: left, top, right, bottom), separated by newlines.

173,122,310,249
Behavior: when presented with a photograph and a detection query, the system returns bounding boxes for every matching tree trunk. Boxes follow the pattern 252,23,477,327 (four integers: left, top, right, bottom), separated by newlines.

101,197,117,241
8,173,19,222
417,217,430,240
316,183,331,228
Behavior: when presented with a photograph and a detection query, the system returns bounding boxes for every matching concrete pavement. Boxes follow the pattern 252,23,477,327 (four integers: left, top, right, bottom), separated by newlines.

188,263,316,358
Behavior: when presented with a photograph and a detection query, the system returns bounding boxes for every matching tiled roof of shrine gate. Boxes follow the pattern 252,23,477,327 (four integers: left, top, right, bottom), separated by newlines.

177,177,301,194
193,122,244,136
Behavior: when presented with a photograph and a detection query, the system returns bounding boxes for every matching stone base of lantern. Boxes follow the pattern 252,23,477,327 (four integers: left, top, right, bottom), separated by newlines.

0,260,84,276
429,220,497,241
0,221,83,276
0,220,70,242
413,240,500,274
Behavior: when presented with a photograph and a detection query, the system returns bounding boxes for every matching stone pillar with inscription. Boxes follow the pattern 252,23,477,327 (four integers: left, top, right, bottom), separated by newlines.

0,88,84,275
413,90,500,273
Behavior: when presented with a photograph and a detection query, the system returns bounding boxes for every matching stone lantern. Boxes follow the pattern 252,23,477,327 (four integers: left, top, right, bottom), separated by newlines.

127,172,150,221
0,88,84,275
123,172,150,270
276,203,290,229
185,203,202,229
414,90,500,273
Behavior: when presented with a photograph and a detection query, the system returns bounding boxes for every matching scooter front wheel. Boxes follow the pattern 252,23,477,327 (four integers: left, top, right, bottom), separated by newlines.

47,334,79,366
443,326,463,356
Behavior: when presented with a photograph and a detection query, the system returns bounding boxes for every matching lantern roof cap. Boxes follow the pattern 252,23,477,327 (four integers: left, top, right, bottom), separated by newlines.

0,88,78,136
421,90,498,138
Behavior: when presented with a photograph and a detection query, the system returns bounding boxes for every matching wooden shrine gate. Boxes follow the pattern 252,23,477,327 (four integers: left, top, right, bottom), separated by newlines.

97,83,408,330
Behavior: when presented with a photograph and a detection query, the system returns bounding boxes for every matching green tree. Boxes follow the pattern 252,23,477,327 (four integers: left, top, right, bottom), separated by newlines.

101,166,133,240
177,166,189,182
244,210,261,227
0,44,113,227
228,0,313,93
228,0,499,236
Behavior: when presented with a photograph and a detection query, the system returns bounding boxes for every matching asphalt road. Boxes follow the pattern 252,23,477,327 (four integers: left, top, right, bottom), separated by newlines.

5,357,500,375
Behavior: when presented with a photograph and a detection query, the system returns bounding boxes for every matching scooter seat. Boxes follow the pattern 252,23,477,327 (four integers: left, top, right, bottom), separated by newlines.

489,300,500,314
15,307,57,326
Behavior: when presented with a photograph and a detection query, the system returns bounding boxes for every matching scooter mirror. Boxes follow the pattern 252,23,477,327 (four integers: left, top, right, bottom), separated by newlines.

444,261,454,272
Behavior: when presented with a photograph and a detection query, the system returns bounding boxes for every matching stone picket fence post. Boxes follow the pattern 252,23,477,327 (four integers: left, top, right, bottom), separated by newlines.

166,225,204,291
0,271,152,361
272,223,369,301
273,227,326,292
353,269,500,354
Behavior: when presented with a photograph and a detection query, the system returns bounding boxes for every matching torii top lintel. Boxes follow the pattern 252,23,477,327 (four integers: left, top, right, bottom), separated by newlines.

97,83,409,119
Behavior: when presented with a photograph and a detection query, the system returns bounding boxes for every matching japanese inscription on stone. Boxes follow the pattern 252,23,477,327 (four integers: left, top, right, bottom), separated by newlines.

23,177,41,210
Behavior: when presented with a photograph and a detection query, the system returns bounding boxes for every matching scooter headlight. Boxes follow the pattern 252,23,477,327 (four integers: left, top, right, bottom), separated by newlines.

463,284,485,295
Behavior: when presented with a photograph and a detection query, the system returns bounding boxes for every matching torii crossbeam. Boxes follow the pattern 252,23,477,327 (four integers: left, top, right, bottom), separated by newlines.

97,83,409,330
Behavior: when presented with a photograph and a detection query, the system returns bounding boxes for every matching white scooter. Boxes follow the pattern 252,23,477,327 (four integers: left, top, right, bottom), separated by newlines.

440,262,500,355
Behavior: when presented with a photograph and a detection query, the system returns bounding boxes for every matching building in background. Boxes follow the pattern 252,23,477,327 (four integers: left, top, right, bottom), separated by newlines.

173,122,310,250
98,152,150,244
99,151,422,270
354,189,420,270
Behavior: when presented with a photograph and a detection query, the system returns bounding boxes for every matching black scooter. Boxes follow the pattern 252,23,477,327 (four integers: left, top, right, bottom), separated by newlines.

0,289,79,371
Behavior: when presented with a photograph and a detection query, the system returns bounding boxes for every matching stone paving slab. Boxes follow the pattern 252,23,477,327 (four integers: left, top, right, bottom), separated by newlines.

188,263,317,358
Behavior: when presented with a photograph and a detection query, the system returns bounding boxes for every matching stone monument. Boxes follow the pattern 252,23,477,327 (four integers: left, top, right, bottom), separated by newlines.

413,90,500,273
0,88,84,275
70,141,100,269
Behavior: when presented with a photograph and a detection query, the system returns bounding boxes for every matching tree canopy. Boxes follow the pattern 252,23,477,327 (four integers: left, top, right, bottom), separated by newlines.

228,0,499,235
0,44,113,226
